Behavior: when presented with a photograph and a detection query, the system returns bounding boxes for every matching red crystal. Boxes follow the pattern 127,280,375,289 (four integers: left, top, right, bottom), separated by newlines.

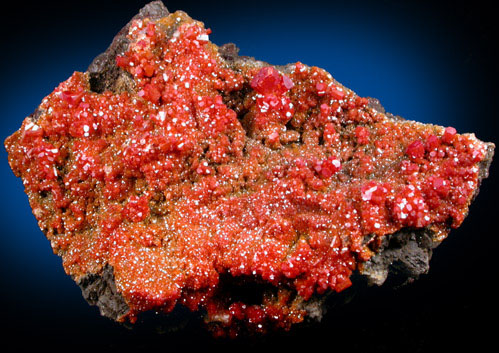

328,85,345,100
316,82,327,96
314,156,342,178
251,66,293,95
355,126,370,145
391,185,430,228
406,140,425,159
3,9,492,338
442,126,457,144
425,134,440,151
122,195,150,223
361,181,388,205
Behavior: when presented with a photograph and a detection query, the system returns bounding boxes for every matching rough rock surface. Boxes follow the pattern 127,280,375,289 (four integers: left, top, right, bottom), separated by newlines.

4,1,494,336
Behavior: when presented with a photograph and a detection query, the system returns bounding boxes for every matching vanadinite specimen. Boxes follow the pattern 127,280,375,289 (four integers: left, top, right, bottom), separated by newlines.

4,1,494,337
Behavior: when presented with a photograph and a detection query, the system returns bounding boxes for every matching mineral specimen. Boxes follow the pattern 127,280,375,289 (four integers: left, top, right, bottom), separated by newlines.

4,1,494,337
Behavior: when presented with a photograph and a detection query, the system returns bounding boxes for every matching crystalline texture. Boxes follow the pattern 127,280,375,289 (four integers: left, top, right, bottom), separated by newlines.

4,1,494,337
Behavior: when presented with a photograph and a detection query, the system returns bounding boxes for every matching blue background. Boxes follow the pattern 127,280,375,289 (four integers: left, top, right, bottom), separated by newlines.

1,0,497,351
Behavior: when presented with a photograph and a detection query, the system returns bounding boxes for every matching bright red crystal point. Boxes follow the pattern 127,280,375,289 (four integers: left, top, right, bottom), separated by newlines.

251,66,293,95
406,140,425,159
442,126,457,144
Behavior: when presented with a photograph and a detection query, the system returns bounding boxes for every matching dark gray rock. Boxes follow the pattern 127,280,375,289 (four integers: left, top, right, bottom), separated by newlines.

70,1,494,328
77,264,129,321
87,0,169,94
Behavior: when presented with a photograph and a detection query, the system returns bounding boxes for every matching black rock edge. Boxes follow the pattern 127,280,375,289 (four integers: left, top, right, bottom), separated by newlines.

65,0,494,327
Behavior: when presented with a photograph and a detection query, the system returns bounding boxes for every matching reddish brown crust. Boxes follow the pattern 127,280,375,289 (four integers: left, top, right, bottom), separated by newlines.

6,0,494,332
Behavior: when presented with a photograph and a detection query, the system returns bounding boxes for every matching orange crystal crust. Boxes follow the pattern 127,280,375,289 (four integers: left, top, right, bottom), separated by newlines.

4,11,490,336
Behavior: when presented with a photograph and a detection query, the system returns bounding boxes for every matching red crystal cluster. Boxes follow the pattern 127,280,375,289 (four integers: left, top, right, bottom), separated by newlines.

4,10,490,336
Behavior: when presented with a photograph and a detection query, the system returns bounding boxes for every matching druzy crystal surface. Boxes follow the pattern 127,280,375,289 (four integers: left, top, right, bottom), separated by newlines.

4,2,493,337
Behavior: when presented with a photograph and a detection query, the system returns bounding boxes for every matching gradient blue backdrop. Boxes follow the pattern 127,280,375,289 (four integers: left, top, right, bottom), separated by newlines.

1,0,497,351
